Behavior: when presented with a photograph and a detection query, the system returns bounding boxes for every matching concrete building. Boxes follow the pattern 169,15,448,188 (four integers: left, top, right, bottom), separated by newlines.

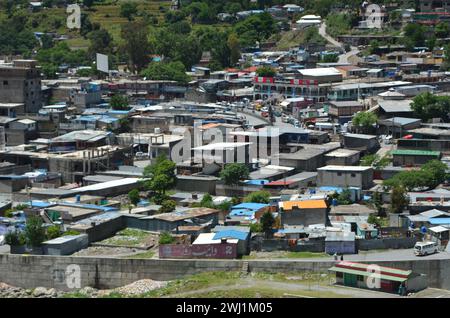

325,149,360,166
136,208,220,232
377,117,421,138
0,60,42,113
419,0,450,12
279,199,328,226
0,103,24,118
329,261,428,294
317,165,374,189
342,133,380,154
328,101,364,124
253,76,329,102
391,149,441,167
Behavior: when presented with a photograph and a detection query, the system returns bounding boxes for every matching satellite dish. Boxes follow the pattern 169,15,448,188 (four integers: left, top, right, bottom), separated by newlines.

420,226,427,234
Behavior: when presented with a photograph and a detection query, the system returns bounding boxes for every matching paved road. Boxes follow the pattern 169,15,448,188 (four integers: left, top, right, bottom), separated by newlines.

249,249,450,262
318,23,360,65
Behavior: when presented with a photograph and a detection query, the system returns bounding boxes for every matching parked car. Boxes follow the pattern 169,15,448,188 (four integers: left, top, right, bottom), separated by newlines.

414,241,438,256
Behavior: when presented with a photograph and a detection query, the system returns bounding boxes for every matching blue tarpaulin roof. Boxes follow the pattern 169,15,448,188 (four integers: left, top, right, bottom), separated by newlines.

31,201,54,208
429,218,450,225
243,179,269,185
59,202,118,212
232,203,269,211
229,209,255,217
213,230,249,241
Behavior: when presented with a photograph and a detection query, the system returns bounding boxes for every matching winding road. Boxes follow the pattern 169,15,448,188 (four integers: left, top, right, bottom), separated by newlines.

318,23,360,65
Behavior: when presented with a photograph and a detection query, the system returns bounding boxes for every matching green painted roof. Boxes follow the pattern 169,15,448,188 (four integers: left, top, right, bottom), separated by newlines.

391,149,441,157
328,261,412,283
328,266,409,282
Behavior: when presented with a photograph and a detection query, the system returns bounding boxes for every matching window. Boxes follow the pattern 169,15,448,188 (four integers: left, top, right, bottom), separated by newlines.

3,80,8,85
336,272,343,278
357,275,364,282
351,173,356,177
337,172,342,176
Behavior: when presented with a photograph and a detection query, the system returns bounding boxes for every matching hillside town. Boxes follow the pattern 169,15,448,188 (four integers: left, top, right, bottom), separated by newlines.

0,0,450,299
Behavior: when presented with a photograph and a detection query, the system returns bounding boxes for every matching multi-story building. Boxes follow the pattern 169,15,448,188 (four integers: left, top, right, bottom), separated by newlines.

0,60,42,114
253,76,330,102
419,0,450,12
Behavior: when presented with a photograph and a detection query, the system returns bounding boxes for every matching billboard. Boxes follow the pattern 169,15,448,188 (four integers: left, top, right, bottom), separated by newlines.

96,53,109,73
159,243,237,259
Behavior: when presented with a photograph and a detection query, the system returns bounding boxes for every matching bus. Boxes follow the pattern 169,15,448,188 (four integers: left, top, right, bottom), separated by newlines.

414,241,438,256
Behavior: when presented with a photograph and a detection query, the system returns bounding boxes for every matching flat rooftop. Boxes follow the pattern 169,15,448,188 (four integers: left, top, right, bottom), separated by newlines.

193,142,251,151
149,207,219,222
325,149,360,158
318,165,372,172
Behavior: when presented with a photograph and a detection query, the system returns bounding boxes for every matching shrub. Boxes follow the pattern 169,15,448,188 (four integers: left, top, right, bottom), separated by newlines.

24,216,46,247
159,232,175,245
46,225,61,240
62,230,81,236
4,230,26,246
249,223,263,233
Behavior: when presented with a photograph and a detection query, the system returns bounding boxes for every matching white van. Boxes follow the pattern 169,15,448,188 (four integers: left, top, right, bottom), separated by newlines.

414,241,438,256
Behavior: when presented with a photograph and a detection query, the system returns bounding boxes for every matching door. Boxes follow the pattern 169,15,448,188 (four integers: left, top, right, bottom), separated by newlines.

343,273,357,287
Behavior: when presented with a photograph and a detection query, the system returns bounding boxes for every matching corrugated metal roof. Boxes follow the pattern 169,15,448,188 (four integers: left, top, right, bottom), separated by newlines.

329,261,411,282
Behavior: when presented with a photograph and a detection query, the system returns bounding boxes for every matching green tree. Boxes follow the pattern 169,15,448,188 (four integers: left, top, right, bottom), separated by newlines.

352,112,378,133
83,0,94,8
233,12,276,47
24,216,46,247
337,189,352,205
421,160,448,188
260,211,275,238
390,185,408,214
141,61,190,84
411,92,450,122
88,28,113,56
249,222,263,233
219,163,250,186
199,193,215,208
120,2,138,21
320,54,338,63
360,154,379,166
228,33,241,66
110,94,129,110
243,190,270,204
256,66,276,77
435,22,450,38
403,23,426,50
372,190,385,216
121,21,151,73
143,155,176,195
128,189,141,208
159,200,176,213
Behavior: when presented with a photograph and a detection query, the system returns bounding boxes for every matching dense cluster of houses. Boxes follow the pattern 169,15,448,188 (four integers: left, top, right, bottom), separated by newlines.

1,1,450,266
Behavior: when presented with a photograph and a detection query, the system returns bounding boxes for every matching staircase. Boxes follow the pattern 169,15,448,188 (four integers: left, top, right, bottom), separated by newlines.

241,261,249,275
